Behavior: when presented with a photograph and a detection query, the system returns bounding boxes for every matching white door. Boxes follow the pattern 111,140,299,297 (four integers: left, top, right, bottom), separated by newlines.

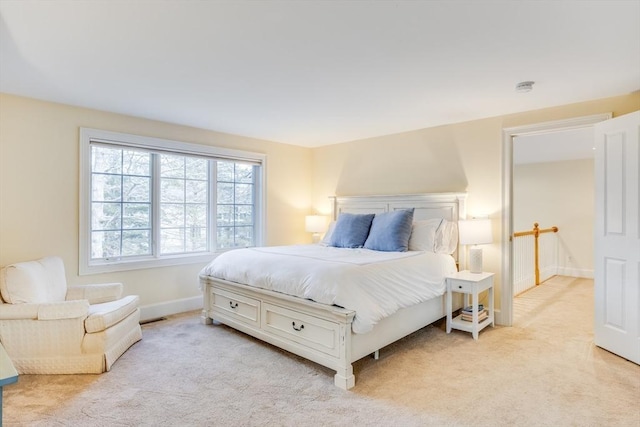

594,110,640,364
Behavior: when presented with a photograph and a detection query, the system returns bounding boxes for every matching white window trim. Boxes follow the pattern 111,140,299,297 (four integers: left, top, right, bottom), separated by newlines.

79,128,266,275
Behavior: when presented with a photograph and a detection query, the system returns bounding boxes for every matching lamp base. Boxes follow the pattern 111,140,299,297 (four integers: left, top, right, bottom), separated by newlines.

468,247,483,274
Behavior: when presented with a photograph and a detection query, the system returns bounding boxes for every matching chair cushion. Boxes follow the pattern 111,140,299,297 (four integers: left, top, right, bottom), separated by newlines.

85,295,140,333
0,257,67,304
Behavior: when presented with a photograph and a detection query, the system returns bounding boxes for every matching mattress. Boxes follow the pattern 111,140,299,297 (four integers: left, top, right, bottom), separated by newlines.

200,244,456,333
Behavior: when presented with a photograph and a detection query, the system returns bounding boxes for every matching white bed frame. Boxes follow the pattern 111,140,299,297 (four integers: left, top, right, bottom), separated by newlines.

200,193,466,389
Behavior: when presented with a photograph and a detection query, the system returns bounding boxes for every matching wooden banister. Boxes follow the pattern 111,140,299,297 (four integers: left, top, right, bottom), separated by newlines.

513,223,559,286
513,222,558,238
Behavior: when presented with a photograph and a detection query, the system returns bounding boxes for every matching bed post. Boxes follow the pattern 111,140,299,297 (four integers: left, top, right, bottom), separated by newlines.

334,322,355,389
329,196,337,220
200,280,213,325
334,367,355,390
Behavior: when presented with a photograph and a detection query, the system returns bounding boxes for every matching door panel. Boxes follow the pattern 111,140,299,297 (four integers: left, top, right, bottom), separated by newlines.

604,258,625,329
594,111,639,364
604,133,624,234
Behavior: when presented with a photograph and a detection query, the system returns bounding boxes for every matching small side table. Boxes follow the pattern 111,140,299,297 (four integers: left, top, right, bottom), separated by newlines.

446,271,495,340
0,343,18,425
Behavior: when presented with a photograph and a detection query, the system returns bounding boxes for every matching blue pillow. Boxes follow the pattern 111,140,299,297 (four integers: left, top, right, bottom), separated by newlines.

329,213,375,248
364,209,414,252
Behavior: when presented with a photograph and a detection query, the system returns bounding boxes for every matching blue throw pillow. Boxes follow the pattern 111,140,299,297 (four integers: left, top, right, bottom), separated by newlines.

364,209,414,252
329,213,375,248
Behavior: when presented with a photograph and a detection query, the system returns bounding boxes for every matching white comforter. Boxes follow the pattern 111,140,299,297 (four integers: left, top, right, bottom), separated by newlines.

199,245,456,334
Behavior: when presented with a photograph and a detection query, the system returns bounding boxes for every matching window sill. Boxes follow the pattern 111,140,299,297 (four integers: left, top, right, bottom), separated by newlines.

79,252,219,275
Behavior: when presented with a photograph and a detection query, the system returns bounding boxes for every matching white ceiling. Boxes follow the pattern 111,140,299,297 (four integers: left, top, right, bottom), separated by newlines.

1,1,638,147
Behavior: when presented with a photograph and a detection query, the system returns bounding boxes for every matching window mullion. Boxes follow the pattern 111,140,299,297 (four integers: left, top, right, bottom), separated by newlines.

232,164,236,247
152,153,161,258
119,154,125,259
210,160,217,251
252,166,257,246
182,159,187,252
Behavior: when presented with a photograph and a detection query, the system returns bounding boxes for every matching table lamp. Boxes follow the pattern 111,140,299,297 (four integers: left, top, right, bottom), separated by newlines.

458,218,492,273
305,215,327,243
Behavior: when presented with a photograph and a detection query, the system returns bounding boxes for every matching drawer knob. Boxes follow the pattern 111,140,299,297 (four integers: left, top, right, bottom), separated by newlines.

229,301,238,309
458,285,463,289
292,321,304,332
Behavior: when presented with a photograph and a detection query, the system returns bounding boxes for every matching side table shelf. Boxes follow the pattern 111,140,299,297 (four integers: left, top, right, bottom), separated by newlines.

446,271,495,340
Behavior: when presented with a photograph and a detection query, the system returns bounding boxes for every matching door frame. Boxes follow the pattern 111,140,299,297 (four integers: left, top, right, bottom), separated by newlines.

499,113,611,326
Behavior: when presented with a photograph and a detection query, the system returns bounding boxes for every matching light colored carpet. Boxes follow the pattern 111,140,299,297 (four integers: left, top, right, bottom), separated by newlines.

3,276,639,426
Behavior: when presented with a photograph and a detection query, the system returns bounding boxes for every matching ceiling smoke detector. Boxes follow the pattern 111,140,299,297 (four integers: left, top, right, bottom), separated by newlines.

516,81,535,93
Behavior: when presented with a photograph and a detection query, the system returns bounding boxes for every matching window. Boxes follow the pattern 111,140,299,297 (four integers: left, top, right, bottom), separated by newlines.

91,145,153,259
80,128,265,274
216,162,256,249
158,154,209,255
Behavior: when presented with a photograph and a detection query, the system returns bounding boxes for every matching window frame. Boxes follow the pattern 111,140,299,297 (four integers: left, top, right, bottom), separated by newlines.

79,128,266,275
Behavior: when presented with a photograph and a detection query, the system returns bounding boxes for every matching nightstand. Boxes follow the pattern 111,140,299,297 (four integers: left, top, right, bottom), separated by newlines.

446,271,495,340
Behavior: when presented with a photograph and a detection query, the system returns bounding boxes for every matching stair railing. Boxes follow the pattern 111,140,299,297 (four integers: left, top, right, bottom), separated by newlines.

513,222,559,291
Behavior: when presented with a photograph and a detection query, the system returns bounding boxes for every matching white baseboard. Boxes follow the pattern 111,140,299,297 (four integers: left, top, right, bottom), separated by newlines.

493,309,505,326
556,267,594,279
540,266,558,279
139,296,203,322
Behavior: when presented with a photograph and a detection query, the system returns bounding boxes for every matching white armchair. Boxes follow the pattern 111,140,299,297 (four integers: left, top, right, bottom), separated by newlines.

0,256,142,374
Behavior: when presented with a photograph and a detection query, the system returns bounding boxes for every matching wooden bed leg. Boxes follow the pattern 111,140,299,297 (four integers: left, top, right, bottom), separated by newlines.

201,310,213,325
334,366,355,390
372,350,379,360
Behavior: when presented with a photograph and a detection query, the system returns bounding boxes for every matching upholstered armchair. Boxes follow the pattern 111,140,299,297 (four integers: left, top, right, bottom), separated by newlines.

0,256,142,374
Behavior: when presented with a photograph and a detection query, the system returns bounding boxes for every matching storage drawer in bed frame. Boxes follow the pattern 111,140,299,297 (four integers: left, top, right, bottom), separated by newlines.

262,302,340,358
210,287,260,327
202,278,357,389
209,285,342,358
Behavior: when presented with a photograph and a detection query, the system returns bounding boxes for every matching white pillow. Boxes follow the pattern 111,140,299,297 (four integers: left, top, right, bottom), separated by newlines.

434,220,458,254
408,218,458,254
408,219,441,251
320,220,336,246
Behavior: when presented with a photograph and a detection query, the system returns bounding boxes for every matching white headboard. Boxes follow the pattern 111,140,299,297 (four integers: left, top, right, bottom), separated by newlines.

329,192,467,265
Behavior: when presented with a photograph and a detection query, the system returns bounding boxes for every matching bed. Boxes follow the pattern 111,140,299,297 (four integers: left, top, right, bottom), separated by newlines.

200,193,466,389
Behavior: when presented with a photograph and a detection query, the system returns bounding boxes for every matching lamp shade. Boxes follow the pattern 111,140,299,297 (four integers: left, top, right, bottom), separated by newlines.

305,215,327,233
458,219,492,246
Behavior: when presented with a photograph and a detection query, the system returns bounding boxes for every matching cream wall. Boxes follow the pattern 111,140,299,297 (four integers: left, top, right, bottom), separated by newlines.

0,94,312,319
2,92,638,320
311,93,640,314
514,159,595,277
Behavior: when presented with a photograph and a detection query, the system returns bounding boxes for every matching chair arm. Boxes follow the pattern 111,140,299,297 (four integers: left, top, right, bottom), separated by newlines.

66,283,123,304
0,302,39,320
0,300,88,320
38,300,89,320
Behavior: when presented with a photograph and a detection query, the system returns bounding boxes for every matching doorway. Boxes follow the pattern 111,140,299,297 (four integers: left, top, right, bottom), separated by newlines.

499,113,611,326
511,129,597,323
